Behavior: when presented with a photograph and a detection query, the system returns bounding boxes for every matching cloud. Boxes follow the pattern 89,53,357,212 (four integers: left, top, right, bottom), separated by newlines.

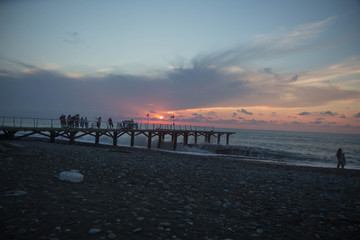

192,17,337,68
290,121,304,126
62,31,82,44
1,17,360,120
294,57,360,86
206,111,217,116
1,56,360,119
320,111,337,116
242,119,268,125
355,113,360,118
310,120,323,125
237,108,253,115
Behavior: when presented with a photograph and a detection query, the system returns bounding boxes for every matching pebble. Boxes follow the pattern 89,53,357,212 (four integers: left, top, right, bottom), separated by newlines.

159,222,171,227
89,228,101,234
337,214,347,220
2,140,360,240
107,232,117,239
5,190,28,196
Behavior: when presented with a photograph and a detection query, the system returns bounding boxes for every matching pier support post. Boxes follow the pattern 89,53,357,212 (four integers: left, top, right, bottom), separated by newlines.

130,131,135,147
205,133,211,143
4,130,16,140
50,131,55,143
217,133,221,145
226,133,230,145
69,131,76,145
113,131,118,146
157,132,162,148
194,132,198,144
183,132,188,146
147,131,152,149
172,132,177,150
95,132,100,145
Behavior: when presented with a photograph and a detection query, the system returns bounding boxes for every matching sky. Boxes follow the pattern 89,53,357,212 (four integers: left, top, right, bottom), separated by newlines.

1,0,360,134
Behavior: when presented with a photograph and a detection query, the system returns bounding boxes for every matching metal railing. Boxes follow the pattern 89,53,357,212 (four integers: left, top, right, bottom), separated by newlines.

0,116,215,131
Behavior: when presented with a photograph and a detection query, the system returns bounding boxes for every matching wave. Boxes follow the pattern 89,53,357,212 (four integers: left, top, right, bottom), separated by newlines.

181,143,318,163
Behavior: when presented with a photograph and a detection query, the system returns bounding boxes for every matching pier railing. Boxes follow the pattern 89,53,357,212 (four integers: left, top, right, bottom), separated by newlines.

0,116,215,132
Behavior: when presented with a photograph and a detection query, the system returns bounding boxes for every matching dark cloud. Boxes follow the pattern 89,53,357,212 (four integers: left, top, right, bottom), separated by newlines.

0,57,36,69
290,121,304,125
355,113,360,118
237,108,253,115
299,112,311,116
242,119,268,125
206,111,217,116
320,111,337,116
191,113,205,120
1,52,360,120
166,66,248,109
290,74,299,82
310,120,323,124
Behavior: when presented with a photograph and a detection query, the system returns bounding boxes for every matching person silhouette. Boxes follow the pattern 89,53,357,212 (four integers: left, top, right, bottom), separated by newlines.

336,148,346,170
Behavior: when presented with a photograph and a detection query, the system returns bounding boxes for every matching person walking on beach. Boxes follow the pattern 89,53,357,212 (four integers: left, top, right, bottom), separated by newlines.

336,148,346,169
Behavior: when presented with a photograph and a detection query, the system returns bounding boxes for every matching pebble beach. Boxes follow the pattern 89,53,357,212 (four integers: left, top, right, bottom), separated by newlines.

1,139,360,240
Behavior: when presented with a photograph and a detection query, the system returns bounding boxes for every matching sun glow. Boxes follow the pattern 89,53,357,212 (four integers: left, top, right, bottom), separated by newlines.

159,116,164,119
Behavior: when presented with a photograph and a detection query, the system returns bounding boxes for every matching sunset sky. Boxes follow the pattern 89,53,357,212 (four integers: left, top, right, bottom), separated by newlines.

1,0,360,133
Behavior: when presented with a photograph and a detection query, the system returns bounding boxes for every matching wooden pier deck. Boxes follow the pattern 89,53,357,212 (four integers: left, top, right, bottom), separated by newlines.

1,117,236,149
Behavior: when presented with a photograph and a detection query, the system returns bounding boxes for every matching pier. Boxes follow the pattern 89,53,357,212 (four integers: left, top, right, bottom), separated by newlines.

0,117,236,149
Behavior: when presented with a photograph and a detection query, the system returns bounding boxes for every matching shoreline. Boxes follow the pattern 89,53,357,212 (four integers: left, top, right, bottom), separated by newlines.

1,139,360,239
15,136,360,172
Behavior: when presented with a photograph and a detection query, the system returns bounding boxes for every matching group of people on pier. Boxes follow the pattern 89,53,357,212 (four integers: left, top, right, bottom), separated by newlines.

59,114,114,129
59,114,89,129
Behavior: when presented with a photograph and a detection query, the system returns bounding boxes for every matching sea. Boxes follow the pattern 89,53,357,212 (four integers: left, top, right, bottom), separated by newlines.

74,128,360,170
197,128,360,170
4,122,360,170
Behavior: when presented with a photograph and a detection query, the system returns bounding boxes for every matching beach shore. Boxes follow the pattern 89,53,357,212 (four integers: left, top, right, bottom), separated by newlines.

1,139,359,239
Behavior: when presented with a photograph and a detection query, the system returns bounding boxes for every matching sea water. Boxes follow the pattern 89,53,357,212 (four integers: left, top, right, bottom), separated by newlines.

182,129,360,170
95,128,360,170
11,127,360,170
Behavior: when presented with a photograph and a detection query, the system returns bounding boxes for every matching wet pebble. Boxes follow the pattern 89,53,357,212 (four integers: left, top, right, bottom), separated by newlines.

89,228,101,234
